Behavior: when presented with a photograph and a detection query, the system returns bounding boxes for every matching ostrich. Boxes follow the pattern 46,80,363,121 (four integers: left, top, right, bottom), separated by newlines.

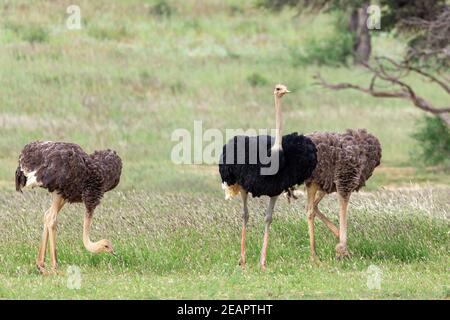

304,130,381,260
15,141,122,273
219,84,317,270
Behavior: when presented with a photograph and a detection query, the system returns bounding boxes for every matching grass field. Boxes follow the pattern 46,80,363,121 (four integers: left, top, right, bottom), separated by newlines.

0,0,449,299
1,188,449,299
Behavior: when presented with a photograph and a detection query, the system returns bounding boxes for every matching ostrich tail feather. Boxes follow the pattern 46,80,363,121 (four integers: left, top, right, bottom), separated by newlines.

222,182,241,200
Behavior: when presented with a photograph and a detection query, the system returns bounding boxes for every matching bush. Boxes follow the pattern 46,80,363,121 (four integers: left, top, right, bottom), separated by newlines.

289,13,354,67
247,72,269,87
150,0,174,18
412,116,450,167
22,26,49,44
4,22,49,44
256,0,300,11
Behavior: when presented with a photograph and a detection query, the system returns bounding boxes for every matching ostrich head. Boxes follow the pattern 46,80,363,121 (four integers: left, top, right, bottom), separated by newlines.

92,239,115,255
274,84,290,98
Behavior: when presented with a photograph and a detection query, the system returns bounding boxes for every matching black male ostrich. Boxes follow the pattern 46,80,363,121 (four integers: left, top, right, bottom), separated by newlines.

15,141,122,273
219,85,317,270
303,130,381,261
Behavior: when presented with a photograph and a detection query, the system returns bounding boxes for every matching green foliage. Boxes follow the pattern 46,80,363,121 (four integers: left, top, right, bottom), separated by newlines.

290,14,353,66
150,0,174,18
170,80,186,94
412,116,450,167
380,0,447,32
4,22,49,44
256,0,371,12
256,0,301,11
22,26,49,44
247,72,269,87
228,4,245,16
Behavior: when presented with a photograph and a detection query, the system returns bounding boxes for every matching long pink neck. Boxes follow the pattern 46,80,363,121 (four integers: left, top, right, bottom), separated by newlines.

273,94,282,150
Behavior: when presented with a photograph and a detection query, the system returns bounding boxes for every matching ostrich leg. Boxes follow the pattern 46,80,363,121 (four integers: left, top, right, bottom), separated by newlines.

239,191,249,267
46,192,65,270
260,196,278,271
336,193,351,259
36,208,50,273
306,184,318,262
314,191,339,239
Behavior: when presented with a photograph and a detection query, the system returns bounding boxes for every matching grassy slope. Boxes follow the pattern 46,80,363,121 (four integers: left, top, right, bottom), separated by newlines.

0,0,448,299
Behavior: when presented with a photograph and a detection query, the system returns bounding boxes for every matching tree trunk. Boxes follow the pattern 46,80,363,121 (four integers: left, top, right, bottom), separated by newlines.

349,3,371,64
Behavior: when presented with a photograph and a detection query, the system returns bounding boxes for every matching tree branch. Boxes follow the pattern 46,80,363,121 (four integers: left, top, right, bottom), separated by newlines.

377,56,450,94
313,74,409,98
314,60,450,128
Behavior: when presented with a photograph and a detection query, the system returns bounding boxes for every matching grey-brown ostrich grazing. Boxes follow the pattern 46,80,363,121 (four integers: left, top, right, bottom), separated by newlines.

15,141,122,273
304,130,381,261
219,85,317,270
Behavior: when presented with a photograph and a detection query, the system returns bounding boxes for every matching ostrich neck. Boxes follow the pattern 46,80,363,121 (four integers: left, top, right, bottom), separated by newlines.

273,95,283,150
83,216,99,253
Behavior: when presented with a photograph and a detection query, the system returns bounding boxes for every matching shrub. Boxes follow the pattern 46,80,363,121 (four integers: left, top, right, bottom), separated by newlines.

229,5,244,16
170,80,186,94
290,13,353,67
247,72,269,87
411,116,450,167
22,26,49,44
256,0,300,11
150,0,174,18
4,22,49,44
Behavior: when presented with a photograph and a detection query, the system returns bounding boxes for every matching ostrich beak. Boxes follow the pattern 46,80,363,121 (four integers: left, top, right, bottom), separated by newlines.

285,90,291,93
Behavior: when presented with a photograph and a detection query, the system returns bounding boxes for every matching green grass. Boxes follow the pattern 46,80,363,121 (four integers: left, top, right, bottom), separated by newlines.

0,0,449,299
0,188,448,299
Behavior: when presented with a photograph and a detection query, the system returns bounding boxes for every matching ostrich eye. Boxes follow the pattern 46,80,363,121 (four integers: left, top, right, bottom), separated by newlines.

276,88,280,91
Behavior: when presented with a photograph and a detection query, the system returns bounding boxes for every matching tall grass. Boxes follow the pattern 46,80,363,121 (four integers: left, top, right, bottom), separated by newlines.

1,188,448,276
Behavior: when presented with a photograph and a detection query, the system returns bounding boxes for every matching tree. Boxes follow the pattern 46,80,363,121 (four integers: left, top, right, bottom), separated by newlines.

258,0,447,65
314,5,450,127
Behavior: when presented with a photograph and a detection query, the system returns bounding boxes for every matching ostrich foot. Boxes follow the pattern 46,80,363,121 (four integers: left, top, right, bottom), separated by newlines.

260,264,267,272
309,254,321,265
35,265,60,276
335,243,351,260
51,265,59,273
50,267,63,276
36,263,46,274
239,256,246,268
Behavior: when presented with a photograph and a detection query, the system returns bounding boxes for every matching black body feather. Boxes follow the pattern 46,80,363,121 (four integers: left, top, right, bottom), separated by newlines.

219,133,317,197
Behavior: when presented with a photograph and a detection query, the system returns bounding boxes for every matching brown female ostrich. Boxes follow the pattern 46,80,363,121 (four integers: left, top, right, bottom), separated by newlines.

304,130,381,260
15,141,122,273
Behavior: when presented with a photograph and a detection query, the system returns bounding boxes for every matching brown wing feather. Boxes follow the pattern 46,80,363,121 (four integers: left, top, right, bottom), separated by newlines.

307,129,381,197
18,141,93,202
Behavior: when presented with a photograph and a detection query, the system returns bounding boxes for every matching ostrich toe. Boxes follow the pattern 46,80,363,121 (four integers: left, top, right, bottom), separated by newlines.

335,243,351,260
